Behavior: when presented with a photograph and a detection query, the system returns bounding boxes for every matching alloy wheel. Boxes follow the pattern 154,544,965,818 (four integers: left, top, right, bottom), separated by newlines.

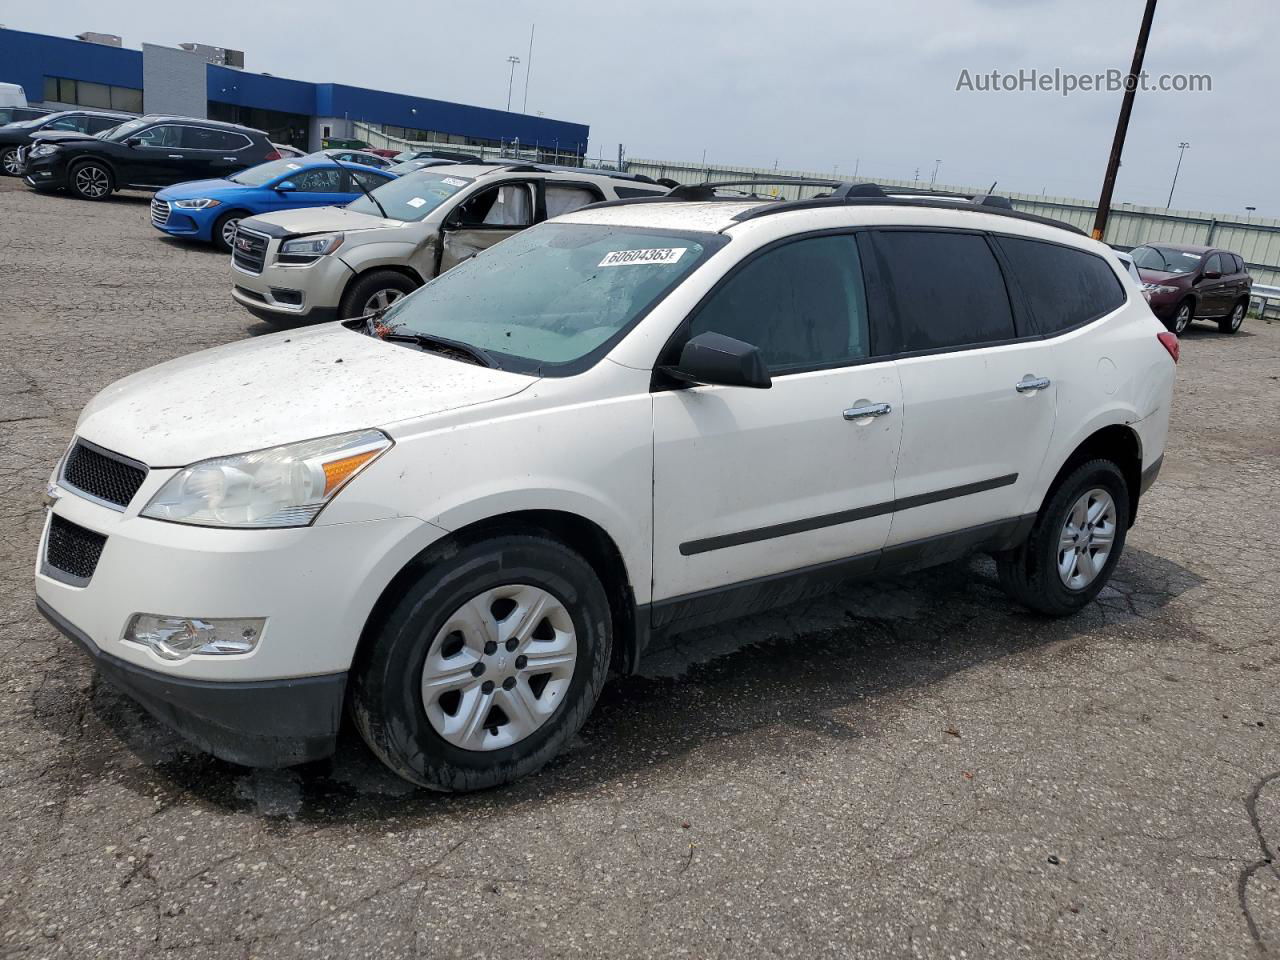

1,150,19,176
1174,304,1191,335
74,165,109,199
220,217,242,249
1057,488,1117,590
363,288,404,313
420,584,577,751
1230,303,1245,331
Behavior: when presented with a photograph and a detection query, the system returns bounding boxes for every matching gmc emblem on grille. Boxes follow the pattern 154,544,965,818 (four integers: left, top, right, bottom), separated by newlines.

235,236,254,251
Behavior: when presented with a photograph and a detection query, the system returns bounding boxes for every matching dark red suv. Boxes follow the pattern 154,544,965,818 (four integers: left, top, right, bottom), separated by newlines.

1131,243,1252,335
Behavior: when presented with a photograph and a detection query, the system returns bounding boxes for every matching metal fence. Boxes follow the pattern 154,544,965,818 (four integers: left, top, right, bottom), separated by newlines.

620,157,1280,291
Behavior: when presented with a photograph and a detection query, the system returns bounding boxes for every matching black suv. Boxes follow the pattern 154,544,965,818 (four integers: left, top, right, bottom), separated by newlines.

23,115,277,200
1,110,130,177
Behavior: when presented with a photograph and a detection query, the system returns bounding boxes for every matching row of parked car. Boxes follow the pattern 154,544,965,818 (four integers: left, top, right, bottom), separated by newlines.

4,108,1254,340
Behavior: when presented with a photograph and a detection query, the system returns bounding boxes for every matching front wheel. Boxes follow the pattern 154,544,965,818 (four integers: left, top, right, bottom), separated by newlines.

69,160,113,200
996,459,1130,616
1218,300,1246,334
0,148,21,177
351,534,613,791
338,270,418,320
1169,300,1193,335
212,210,245,253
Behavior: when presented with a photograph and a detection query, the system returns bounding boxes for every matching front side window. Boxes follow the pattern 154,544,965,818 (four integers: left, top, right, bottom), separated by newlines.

376,222,721,373
995,236,1126,335
133,125,184,148
44,115,85,132
873,230,1016,352
453,183,535,227
346,170,472,222
689,234,870,373
290,168,343,193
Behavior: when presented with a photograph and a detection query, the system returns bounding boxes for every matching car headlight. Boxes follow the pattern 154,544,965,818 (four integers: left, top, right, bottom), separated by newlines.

280,233,344,257
141,429,392,528
172,197,222,209
29,144,59,158
1143,283,1177,295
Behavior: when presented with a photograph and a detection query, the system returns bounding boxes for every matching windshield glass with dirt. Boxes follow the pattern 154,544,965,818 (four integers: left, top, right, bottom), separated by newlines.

345,171,472,222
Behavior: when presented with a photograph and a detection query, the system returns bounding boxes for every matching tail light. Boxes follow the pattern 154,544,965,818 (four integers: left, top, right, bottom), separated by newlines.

262,149,281,162
1157,331,1179,363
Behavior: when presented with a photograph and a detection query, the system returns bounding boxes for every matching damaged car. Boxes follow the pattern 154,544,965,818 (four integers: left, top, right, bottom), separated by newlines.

227,163,668,323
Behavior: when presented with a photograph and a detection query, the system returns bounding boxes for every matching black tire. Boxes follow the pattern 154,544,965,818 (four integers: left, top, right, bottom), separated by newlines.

1168,299,1194,335
351,533,613,791
211,210,247,253
0,147,21,177
68,160,114,200
338,270,418,320
996,459,1130,617
1218,299,1247,334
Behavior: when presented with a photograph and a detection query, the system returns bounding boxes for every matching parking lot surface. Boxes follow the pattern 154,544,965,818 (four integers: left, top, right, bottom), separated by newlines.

1,179,1278,959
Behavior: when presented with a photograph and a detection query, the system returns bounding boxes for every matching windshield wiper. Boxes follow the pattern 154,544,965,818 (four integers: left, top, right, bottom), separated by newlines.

328,156,389,220
362,317,497,368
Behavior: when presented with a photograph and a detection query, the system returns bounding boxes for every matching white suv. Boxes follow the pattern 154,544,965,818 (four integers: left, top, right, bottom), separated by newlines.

36,182,1177,790
229,163,667,323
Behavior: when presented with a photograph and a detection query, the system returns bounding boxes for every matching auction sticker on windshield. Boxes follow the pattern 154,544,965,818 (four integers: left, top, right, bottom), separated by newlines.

442,177,467,187
598,247,687,267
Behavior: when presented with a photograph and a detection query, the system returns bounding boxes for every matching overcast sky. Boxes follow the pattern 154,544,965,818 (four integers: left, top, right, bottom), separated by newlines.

7,0,1277,215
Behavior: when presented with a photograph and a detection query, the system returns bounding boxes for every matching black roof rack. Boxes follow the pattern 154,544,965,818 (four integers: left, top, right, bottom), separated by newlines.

496,162,662,185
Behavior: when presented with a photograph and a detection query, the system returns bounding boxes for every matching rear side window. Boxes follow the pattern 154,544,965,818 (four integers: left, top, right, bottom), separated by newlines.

690,234,869,373
544,184,602,219
995,237,1126,335
872,231,1015,352
85,116,120,134
613,185,666,199
184,128,251,150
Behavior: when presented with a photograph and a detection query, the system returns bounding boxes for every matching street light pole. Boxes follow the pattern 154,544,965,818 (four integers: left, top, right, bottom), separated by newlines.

1091,0,1159,240
1166,141,1189,209
930,159,941,188
505,56,521,112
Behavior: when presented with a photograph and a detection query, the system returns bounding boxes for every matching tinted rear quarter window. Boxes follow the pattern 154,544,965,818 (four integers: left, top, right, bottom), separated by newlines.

872,230,1016,352
995,236,1126,335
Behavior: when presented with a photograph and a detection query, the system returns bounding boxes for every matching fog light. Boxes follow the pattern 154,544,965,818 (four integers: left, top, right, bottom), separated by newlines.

123,614,265,661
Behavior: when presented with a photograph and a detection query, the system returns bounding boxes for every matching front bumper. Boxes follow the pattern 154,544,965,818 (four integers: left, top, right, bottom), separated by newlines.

23,154,69,189
230,233,352,320
38,597,345,766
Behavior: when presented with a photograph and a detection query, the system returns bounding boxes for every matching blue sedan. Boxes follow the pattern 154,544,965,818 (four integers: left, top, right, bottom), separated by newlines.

151,157,397,251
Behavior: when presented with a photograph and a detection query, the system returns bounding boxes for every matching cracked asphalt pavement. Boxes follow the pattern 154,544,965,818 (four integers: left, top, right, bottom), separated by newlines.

1,178,1278,959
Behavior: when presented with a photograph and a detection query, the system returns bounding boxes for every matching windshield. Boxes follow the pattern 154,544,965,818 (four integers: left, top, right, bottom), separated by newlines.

376,222,723,374
231,158,309,186
346,170,472,221
100,118,151,142
393,151,425,163
1131,245,1203,274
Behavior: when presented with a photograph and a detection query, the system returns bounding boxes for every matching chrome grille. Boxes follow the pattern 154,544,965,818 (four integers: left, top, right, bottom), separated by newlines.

61,440,148,510
150,198,170,226
45,515,107,584
232,226,269,275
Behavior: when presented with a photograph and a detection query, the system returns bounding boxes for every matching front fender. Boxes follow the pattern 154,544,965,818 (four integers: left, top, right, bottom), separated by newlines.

337,236,434,284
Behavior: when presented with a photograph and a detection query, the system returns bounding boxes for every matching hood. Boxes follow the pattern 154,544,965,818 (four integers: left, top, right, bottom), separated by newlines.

156,178,239,201
241,204,403,238
1137,268,1189,284
75,323,535,466
26,130,100,145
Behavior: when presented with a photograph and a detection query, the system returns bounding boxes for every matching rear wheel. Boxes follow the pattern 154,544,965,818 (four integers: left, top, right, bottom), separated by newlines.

1,148,21,176
338,270,418,320
1218,299,1246,334
996,459,1130,616
351,534,613,791
212,210,245,253
69,160,113,200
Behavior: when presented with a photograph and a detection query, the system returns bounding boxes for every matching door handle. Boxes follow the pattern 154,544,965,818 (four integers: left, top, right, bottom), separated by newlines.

843,402,893,421
167,154,182,159
222,156,237,161
1015,376,1051,393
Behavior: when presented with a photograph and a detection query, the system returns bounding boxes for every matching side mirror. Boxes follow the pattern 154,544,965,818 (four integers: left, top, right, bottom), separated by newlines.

664,332,772,389
1202,270,1221,280
275,180,297,193
125,137,142,147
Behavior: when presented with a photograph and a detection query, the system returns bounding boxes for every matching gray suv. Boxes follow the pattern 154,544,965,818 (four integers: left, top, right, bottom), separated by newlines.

229,164,668,323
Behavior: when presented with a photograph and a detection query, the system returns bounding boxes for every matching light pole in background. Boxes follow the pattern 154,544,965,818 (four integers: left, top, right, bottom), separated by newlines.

929,159,941,188
505,56,521,112
1166,141,1190,209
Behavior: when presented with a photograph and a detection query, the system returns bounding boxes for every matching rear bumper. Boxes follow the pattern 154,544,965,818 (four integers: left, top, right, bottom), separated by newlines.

38,597,346,767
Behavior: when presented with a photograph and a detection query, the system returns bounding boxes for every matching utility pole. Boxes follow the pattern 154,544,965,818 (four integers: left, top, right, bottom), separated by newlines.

522,25,535,113
930,159,941,188
1091,0,1159,240
505,56,520,112
1165,141,1189,208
